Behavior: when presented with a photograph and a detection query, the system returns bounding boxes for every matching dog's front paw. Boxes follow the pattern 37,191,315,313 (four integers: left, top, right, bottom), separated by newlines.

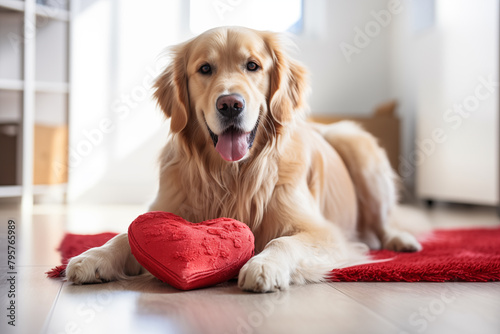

238,256,291,293
383,231,422,252
66,248,120,284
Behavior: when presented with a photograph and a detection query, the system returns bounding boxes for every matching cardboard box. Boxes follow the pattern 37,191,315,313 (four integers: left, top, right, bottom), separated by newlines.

34,124,68,184
0,123,19,185
309,100,400,173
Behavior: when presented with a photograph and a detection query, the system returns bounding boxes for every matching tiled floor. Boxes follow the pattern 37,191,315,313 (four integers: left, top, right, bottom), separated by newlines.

0,203,499,334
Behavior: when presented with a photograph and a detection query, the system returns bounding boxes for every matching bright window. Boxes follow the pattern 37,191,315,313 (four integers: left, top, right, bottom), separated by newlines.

190,0,303,34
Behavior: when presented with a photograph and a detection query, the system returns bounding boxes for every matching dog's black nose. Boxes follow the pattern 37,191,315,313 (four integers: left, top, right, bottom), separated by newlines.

216,94,245,119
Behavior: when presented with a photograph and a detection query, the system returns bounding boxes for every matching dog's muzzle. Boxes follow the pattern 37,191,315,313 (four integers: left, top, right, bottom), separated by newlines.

204,94,258,162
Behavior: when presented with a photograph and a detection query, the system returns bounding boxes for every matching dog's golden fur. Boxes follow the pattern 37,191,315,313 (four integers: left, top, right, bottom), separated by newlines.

66,27,421,292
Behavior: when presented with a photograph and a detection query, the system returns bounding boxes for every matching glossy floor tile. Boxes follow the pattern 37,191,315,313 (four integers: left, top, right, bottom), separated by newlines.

0,203,498,334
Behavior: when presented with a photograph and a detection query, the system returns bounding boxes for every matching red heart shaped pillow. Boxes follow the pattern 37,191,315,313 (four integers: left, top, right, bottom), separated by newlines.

128,211,254,290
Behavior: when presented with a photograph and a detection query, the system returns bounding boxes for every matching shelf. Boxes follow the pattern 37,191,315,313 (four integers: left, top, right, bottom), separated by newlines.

0,79,69,92
35,3,69,21
0,90,22,123
0,0,25,12
0,78,23,90
0,185,68,199
35,81,69,93
0,185,22,198
0,1,69,21
0,0,71,205
33,183,67,195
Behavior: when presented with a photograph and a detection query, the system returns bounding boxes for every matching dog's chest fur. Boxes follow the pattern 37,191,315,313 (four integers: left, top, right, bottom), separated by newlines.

169,151,280,232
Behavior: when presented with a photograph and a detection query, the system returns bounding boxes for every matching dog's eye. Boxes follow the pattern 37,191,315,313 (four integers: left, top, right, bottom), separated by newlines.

199,64,212,75
246,61,259,72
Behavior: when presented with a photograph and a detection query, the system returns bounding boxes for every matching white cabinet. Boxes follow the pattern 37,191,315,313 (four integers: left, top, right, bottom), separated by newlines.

0,0,72,205
415,0,499,206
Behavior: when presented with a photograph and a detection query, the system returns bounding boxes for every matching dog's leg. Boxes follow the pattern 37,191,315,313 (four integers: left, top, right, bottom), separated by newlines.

66,233,145,284
238,223,367,293
319,121,422,252
65,198,179,284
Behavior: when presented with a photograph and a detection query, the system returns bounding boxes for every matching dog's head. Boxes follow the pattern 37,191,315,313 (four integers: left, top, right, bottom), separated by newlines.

154,27,308,162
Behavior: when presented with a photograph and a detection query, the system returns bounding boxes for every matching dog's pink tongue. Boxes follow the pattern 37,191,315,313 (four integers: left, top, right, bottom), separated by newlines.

216,132,249,162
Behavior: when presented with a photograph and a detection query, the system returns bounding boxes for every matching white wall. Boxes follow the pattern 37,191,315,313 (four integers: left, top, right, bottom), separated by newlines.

69,0,495,204
68,0,189,204
295,0,393,115
293,0,422,191
388,0,428,191
67,0,412,204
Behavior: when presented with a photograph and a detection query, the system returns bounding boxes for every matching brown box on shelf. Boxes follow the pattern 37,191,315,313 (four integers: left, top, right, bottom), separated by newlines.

0,123,19,185
309,100,400,173
34,124,68,185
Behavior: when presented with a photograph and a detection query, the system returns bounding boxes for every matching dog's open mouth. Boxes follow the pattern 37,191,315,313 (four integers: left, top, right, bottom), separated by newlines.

206,124,258,162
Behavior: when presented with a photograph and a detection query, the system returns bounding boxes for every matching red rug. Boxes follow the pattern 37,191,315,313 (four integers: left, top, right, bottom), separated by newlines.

47,227,500,282
46,232,118,278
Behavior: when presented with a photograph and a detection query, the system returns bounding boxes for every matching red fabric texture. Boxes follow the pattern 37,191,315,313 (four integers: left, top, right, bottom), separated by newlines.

45,232,118,278
128,211,255,290
47,227,500,284
331,227,500,282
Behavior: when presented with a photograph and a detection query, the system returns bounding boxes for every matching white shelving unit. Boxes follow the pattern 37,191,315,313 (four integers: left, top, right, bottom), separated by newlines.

0,0,71,205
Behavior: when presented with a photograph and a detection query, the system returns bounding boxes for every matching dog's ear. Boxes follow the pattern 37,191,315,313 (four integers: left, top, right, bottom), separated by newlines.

265,33,309,124
153,44,190,133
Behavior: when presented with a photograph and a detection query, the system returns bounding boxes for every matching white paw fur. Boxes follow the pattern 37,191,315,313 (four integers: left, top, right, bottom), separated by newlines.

66,248,123,284
238,255,292,293
65,233,139,284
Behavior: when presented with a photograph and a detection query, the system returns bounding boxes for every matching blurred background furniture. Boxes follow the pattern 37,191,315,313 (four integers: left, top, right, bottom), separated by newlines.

0,0,70,205
310,100,400,173
414,1,498,207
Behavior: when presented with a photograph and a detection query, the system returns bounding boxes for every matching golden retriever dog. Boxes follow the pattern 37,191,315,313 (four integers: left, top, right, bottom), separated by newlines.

66,27,421,292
